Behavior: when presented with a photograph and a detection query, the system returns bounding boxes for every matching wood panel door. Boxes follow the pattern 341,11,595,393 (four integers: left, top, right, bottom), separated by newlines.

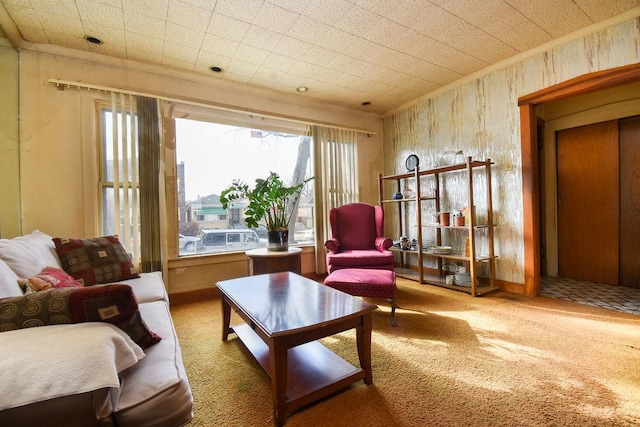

619,116,640,288
557,120,619,284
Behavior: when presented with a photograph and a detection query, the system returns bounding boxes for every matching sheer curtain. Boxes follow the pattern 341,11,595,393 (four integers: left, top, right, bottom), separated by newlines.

313,126,360,274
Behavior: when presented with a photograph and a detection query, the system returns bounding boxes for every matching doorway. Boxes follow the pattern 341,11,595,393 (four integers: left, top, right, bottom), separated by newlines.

519,62,640,296
551,116,640,289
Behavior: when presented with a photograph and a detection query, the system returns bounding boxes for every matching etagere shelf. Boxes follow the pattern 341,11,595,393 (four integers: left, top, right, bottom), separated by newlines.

378,157,498,296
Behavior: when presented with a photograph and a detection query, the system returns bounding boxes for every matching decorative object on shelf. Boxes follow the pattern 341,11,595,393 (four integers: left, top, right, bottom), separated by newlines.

393,192,404,200
402,184,414,199
405,154,419,171
434,245,452,254
452,209,465,226
220,172,313,252
439,212,450,226
410,239,417,251
441,150,464,166
400,236,410,250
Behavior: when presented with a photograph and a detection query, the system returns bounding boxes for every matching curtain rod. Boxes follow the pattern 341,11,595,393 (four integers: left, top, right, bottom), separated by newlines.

48,78,376,136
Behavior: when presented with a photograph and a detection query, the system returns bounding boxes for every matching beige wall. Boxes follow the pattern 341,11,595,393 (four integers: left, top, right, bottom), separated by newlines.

17,48,383,294
0,31,20,238
382,16,640,290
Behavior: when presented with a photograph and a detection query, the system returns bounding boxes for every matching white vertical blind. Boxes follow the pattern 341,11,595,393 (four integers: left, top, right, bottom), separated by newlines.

313,126,360,274
108,92,140,266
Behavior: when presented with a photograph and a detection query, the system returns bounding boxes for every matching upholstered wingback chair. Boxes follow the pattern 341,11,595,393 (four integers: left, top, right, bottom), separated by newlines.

324,203,395,273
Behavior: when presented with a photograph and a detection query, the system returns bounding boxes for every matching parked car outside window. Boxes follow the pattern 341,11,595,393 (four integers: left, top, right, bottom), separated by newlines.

179,234,202,253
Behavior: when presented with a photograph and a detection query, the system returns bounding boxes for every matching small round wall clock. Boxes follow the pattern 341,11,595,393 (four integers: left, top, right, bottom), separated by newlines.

405,154,419,172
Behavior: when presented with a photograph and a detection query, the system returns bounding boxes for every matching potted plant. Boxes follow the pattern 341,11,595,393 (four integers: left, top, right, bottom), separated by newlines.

220,172,313,251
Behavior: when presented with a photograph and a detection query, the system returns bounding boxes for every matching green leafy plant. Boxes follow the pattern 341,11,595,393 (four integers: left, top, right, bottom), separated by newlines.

220,172,313,232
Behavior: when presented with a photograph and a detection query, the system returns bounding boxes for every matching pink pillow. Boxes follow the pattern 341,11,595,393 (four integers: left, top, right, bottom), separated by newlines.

18,266,83,294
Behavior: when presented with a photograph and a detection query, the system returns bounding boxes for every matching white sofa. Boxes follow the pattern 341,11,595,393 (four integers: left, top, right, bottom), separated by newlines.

0,231,193,427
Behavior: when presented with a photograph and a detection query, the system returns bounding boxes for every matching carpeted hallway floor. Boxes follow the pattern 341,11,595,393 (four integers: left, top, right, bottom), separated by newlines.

171,278,640,426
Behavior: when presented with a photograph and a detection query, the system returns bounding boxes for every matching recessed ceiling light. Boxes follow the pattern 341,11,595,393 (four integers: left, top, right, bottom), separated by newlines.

84,35,103,45
296,86,308,93
361,101,371,106
210,66,223,73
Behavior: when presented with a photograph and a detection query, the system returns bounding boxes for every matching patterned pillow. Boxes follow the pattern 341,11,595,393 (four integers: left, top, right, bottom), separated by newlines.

0,284,161,349
18,266,83,294
52,236,139,286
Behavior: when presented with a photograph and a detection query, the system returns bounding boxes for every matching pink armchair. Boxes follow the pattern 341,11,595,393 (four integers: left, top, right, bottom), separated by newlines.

324,203,395,273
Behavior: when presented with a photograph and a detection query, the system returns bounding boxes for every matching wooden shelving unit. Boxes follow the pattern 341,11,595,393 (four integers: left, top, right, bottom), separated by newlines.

378,157,498,296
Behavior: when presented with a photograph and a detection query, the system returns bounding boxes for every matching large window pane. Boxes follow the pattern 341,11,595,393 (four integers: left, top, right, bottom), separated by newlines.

176,118,314,256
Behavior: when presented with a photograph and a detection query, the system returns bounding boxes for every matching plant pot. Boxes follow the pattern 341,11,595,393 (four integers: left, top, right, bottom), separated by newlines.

267,230,289,252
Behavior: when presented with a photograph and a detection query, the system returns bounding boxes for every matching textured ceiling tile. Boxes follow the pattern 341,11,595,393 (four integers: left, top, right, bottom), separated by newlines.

253,2,299,34
122,0,169,20
4,0,639,115
266,0,312,14
17,26,49,43
30,0,78,17
226,57,260,76
38,13,84,37
272,35,312,60
165,22,205,49
242,25,284,50
334,4,385,37
161,56,195,71
355,0,404,16
175,0,218,11
126,33,164,58
509,0,593,38
124,11,166,39
299,45,338,66
261,52,298,72
76,0,124,28
207,13,250,42
214,0,263,24
287,60,319,78
223,71,251,84
315,28,361,54
302,0,354,26
163,40,199,62
89,42,127,58
250,66,286,83
363,17,409,49
3,4,42,31
83,22,126,47
194,50,232,72
576,0,640,21
167,0,212,31
46,32,89,50
201,33,239,56
286,15,330,44
234,43,271,65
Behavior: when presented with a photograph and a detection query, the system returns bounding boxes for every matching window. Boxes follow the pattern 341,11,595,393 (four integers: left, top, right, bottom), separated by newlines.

98,101,140,263
176,118,314,256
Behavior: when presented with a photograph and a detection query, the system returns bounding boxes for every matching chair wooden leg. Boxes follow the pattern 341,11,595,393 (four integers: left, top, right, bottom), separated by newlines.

387,297,397,327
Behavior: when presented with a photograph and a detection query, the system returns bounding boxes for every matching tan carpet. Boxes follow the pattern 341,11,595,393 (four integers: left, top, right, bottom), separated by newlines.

170,278,640,426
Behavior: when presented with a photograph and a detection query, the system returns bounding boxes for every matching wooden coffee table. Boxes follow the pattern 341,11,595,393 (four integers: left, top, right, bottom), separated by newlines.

216,272,377,426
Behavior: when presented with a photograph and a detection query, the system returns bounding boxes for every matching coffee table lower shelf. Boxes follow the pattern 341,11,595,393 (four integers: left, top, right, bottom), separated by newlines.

232,323,365,410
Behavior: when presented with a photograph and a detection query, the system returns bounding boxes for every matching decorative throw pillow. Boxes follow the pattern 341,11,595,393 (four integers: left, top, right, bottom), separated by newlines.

0,284,161,349
18,266,83,294
52,235,139,286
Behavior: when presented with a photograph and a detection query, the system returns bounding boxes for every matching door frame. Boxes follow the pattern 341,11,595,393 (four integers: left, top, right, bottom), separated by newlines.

518,62,640,296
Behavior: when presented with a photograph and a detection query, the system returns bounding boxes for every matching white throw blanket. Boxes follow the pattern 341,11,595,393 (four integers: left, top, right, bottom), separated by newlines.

0,322,145,411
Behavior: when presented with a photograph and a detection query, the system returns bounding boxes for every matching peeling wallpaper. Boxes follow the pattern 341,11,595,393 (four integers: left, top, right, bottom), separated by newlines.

383,17,640,285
